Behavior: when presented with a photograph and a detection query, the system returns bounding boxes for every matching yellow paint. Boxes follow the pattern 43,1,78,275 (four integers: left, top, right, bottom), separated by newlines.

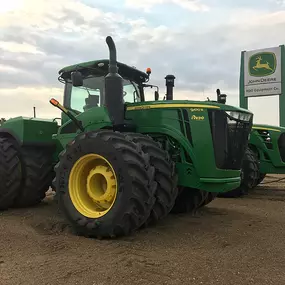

253,55,274,72
191,115,205,121
126,103,220,111
59,104,68,113
190,108,204,112
252,126,281,132
68,153,117,218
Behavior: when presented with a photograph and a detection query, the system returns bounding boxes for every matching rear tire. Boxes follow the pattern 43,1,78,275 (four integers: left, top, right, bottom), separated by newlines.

218,148,259,198
125,133,178,226
0,137,22,210
170,187,206,214
13,146,54,207
54,130,156,238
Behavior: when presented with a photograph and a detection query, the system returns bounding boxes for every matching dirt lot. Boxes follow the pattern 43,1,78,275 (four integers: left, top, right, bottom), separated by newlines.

1,175,285,285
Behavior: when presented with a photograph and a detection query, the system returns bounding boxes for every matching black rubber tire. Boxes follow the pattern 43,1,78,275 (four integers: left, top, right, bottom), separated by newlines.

218,148,259,198
170,186,207,214
125,133,178,226
0,137,22,210
255,173,266,186
54,130,156,238
199,192,218,207
13,146,54,207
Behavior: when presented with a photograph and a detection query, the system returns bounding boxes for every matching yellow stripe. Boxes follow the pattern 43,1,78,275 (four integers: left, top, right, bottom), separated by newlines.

126,103,220,111
252,126,281,132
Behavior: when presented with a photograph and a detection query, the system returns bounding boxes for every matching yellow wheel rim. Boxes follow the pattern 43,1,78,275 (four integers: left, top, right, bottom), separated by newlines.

69,153,118,218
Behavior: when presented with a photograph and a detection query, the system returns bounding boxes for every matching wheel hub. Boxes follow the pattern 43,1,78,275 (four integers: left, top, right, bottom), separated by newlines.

68,154,118,218
86,165,116,209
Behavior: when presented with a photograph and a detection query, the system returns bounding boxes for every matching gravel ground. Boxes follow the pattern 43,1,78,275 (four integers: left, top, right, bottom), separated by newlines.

1,175,285,285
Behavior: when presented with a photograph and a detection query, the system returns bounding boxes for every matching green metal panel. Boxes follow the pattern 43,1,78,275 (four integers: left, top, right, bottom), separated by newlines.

249,124,285,174
52,106,112,159
239,51,248,109
125,100,252,193
279,45,285,127
0,116,58,145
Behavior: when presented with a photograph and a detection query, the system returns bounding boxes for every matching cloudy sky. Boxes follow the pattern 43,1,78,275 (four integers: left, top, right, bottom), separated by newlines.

0,0,285,125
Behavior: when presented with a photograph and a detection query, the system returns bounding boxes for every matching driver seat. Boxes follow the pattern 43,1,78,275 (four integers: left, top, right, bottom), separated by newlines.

83,95,100,111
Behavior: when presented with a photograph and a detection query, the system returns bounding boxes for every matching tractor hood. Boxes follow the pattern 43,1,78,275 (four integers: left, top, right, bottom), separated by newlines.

252,124,285,133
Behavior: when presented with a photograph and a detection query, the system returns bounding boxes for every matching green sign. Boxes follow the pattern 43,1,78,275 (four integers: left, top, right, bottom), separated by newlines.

248,52,276,77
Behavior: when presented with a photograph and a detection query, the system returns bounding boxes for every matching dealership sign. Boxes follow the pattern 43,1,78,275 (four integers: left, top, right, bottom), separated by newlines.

243,46,282,97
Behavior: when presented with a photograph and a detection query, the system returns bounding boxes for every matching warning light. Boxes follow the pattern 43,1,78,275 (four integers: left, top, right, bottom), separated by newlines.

146,67,152,75
50,98,59,106
49,98,67,113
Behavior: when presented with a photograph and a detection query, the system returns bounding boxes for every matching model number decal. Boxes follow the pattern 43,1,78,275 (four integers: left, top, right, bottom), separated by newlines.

191,115,205,121
190,108,204,112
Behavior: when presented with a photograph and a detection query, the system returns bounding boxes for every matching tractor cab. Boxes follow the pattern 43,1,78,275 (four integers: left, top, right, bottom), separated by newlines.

58,59,158,117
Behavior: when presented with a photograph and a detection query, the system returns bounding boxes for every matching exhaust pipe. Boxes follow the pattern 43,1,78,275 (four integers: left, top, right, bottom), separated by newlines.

216,89,227,104
165,74,175,100
104,36,124,127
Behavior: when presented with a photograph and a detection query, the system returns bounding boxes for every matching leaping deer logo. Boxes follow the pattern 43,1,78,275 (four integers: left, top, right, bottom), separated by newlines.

252,56,273,71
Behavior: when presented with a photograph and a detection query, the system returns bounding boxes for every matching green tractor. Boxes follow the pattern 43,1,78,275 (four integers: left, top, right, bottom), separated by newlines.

218,123,285,197
0,36,253,238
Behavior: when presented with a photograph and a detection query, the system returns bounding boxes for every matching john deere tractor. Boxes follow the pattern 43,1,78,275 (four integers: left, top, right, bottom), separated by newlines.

0,36,253,238
218,123,285,197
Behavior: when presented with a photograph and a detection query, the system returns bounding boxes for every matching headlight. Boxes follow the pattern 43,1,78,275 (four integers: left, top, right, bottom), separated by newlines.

225,111,252,122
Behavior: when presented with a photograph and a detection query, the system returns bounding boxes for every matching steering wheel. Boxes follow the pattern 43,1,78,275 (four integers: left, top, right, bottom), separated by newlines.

123,91,127,96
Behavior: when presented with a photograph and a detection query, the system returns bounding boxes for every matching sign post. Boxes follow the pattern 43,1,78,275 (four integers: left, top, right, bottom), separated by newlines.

239,45,285,126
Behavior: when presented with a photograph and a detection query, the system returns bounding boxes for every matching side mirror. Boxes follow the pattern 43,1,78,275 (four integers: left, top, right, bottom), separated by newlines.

71,71,83,87
155,91,159,101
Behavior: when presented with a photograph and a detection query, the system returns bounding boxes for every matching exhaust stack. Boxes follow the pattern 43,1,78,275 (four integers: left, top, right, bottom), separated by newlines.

165,74,175,100
104,36,124,126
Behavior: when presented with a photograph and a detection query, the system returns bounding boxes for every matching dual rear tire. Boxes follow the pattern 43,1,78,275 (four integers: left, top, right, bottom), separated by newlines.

0,135,54,210
53,130,178,238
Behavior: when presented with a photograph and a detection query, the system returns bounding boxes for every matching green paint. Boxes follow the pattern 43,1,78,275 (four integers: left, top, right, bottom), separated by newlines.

248,52,276,77
59,59,149,83
125,103,248,192
0,58,254,195
0,116,58,145
279,45,285,127
239,51,248,109
249,124,285,174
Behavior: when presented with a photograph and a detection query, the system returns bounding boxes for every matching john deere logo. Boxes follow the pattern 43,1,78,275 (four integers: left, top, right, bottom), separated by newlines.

248,52,276,77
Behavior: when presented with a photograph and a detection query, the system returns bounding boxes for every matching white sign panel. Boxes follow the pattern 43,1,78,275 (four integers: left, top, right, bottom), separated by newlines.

244,46,282,97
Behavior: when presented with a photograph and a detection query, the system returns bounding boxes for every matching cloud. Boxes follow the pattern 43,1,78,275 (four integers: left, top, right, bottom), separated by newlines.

0,87,62,119
0,0,285,125
124,0,209,12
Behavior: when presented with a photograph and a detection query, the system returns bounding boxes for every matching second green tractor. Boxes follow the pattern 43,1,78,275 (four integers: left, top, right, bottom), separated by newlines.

0,36,253,238
218,123,285,198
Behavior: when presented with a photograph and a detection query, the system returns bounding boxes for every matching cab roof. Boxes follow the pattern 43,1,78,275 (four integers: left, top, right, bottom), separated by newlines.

58,59,149,84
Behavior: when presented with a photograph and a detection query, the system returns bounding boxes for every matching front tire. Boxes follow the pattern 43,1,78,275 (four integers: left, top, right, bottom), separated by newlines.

218,148,259,198
54,130,156,238
125,133,178,226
